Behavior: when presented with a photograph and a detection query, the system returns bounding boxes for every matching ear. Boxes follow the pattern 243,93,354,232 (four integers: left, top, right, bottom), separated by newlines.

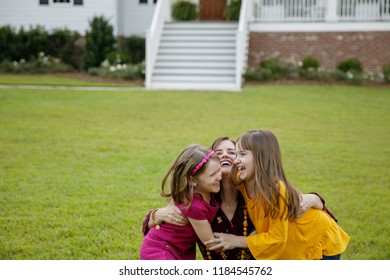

189,176,197,188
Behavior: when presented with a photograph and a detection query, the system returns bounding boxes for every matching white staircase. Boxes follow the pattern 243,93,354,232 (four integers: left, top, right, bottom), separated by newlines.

150,22,239,91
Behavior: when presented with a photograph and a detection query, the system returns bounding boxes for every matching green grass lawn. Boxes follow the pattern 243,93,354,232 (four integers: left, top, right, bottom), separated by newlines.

0,76,389,260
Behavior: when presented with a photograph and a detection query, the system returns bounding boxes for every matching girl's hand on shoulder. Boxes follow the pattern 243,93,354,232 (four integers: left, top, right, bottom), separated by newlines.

156,204,188,226
298,193,324,217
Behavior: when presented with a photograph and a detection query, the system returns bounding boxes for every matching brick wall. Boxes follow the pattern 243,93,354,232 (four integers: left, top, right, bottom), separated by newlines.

247,31,390,73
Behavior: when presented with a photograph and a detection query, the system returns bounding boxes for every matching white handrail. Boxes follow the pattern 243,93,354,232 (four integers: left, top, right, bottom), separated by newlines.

236,0,251,91
145,0,171,89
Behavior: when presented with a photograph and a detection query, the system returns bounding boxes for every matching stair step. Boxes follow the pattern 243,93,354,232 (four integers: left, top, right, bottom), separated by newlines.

158,48,235,55
159,41,236,48
163,29,236,36
161,35,235,42
153,68,235,75
152,75,235,82
154,61,235,68
156,54,235,62
165,22,238,29
149,82,239,91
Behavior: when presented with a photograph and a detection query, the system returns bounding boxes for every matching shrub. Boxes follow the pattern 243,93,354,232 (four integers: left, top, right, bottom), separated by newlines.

118,35,146,64
0,25,17,61
260,58,286,80
300,56,320,79
383,64,390,83
302,56,320,70
337,58,362,73
87,58,144,80
84,15,115,69
0,52,73,74
47,28,82,69
172,0,198,21
224,0,241,21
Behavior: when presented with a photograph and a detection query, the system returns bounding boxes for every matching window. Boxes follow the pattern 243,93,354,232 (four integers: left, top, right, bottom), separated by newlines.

139,0,148,4
39,0,49,4
74,0,83,5
154,0,158,3
53,0,70,2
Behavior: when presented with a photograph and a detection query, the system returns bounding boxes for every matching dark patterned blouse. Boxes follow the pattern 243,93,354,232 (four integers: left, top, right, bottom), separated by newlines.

197,192,255,260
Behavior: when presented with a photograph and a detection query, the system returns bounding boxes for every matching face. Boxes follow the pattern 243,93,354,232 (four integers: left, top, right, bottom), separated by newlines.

214,140,237,176
192,158,222,198
234,141,255,183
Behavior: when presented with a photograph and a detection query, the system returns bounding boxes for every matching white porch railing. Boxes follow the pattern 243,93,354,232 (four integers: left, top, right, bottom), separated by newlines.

145,0,171,89
236,0,252,90
252,0,390,22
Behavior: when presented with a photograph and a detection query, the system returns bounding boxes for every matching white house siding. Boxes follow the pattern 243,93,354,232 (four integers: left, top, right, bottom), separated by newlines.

0,0,117,35
118,0,156,37
117,0,199,37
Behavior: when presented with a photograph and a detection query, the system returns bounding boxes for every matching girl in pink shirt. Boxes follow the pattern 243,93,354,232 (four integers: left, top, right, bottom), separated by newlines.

140,144,222,259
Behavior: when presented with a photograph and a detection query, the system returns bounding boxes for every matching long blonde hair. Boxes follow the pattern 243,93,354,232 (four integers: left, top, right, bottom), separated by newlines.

161,144,219,208
234,130,301,220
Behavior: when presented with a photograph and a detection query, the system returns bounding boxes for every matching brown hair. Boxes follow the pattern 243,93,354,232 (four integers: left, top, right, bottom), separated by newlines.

161,144,219,208
234,130,301,220
209,136,236,151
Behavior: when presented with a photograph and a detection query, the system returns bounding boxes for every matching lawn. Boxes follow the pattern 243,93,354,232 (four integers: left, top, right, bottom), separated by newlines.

0,76,389,260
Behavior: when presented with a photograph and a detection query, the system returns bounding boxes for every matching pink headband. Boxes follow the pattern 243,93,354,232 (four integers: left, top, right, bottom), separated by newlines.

191,151,215,176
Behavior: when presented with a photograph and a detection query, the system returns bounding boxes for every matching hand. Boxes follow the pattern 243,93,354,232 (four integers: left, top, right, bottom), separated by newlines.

154,204,188,226
298,193,324,218
204,232,247,251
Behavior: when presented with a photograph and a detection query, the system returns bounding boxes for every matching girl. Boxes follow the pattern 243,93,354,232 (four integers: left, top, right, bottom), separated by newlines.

140,144,222,260
207,130,350,260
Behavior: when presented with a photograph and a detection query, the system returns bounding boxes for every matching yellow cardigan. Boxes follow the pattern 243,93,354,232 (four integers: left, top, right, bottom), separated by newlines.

241,182,350,260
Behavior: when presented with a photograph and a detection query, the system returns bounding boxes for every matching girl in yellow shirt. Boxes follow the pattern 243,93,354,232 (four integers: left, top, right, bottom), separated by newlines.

206,130,350,260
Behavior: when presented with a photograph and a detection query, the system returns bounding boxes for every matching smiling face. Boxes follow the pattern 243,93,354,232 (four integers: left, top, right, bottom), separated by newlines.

214,139,237,176
234,140,255,183
192,158,222,200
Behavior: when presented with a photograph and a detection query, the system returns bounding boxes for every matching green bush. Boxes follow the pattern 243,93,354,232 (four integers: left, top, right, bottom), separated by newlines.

84,16,115,69
172,0,198,21
0,25,17,61
118,35,145,64
383,64,390,83
260,58,286,80
300,56,321,79
87,58,144,80
224,0,241,21
302,56,320,70
0,25,81,70
337,58,363,73
47,28,82,69
0,52,73,74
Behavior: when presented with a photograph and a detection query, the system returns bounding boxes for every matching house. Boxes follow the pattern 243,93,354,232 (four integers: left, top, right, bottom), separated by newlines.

0,0,156,37
1,0,389,91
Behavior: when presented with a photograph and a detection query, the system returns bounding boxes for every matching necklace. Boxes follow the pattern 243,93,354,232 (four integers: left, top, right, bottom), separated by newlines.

206,205,248,260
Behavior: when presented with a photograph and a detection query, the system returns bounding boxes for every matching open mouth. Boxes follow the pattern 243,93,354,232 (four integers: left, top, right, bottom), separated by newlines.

220,160,231,167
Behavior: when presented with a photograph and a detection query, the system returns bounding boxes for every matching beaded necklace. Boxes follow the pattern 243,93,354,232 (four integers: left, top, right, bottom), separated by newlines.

206,205,248,260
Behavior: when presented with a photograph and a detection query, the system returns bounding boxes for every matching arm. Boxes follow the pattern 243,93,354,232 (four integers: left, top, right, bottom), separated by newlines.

188,218,216,250
205,232,248,251
300,193,338,222
142,204,188,236
299,193,323,215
